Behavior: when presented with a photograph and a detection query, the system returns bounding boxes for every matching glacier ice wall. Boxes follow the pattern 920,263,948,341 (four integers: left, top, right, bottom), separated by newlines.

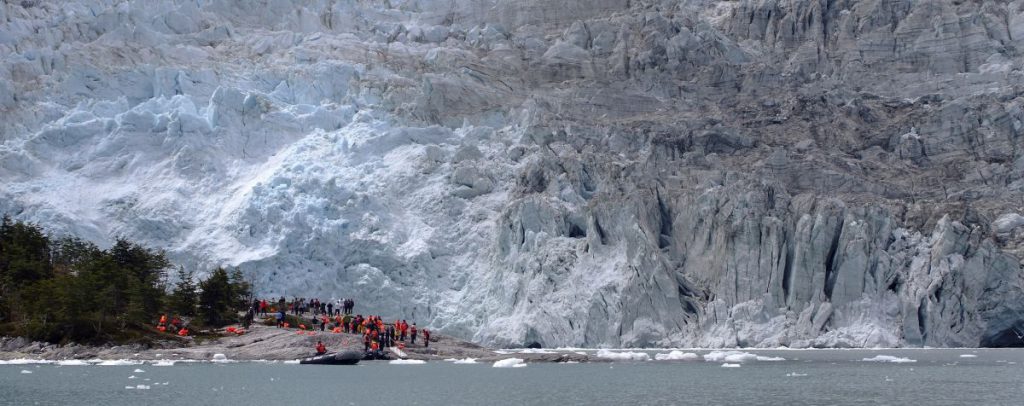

2,0,1024,348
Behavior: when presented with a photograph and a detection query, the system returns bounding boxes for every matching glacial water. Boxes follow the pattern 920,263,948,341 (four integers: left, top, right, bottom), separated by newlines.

2,349,1023,405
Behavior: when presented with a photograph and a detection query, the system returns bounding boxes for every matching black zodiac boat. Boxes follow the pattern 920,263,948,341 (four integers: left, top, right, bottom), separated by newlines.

298,350,363,365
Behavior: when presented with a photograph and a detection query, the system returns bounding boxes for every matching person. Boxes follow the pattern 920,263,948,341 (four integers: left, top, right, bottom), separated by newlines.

363,331,371,352
276,310,285,328
260,299,268,316
423,329,431,348
178,326,189,336
399,320,407,341
316,340,327,355
327,302,334,316
410,323,418,344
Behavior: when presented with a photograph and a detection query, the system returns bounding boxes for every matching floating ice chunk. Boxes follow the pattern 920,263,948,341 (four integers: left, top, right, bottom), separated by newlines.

283,360,300,364
595,349,650,361
704,351,757,363
654,351,699,361
55,360,90,366
517,348,555,354
20,370,32,374
493,358,527,368
786,372,808,377
959,354,977,358
862,355,916,363
389,359,426,365
133,368,145,373
125,386,134,390
452,358,478,364
211,354,231,363
756,356,786,361
721,363,741,368
152,360,176,366
0,359,51,365
135,384,150,390
97,360,142,366
128,375,136,379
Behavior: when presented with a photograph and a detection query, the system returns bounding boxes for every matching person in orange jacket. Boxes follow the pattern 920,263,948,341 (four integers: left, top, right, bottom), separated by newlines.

410,323,418,344
423,329,431,348
315,340,327,355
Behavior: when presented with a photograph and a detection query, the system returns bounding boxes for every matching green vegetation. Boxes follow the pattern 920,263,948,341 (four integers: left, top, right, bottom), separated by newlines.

0,216,252,344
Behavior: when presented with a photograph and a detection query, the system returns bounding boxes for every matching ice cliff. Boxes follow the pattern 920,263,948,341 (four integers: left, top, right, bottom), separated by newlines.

3,0,1024,348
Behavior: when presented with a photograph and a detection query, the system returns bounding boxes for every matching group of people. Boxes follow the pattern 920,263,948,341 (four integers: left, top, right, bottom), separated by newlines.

253,296,432,357
156,314,189,336
257,297,356,318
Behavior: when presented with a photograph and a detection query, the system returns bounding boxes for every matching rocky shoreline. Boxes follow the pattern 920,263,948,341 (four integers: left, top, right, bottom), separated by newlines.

0,324,591,363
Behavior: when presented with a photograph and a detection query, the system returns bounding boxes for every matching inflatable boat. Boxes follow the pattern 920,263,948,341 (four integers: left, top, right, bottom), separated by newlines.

299,351,362,365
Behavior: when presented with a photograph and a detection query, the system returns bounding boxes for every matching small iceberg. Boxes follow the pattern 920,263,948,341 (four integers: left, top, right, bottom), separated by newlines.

211,354,232,363
152,360,176,366
704,351,758,363
389,359,426,365
133,368,145,373
595,349,650,361
134,384,150,390
862,355,916,363
721,363,741,368
55,360,90,366
20,370,32,374
654,351,699,361
959,354,978,358
493,358,527,368
0,359,50,365
97,360,142,366
786,372,808,377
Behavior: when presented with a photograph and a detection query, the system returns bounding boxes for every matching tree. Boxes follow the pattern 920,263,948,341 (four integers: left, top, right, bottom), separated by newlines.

228,267,252,311
198,267,234,327
168,267,198,317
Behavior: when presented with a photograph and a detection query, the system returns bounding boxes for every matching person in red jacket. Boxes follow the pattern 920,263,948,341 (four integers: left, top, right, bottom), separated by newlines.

410,323,418,344
423,329,431,348
315,340,327,355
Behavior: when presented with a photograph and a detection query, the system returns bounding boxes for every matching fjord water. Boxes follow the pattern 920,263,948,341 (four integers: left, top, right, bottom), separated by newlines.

2,349,1023,405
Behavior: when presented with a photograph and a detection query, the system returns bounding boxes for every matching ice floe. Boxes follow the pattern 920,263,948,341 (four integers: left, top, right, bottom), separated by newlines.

861,355,916,363
594,349,650,361
721,363,741,368
389,359,426,365
653,351,699,361
493,358,527,368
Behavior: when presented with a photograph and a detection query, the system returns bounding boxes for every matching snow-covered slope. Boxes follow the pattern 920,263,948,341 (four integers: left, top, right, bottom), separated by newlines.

2,0,1024,348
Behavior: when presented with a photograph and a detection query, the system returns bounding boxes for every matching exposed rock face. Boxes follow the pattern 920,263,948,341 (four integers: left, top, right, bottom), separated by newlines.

2,0,1024,348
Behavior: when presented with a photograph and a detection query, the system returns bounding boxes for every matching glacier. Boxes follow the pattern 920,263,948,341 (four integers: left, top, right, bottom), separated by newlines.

2,0,1024,349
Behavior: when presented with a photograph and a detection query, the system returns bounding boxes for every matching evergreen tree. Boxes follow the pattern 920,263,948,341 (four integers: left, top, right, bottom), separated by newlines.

228,267,252,311
198,267,234,327
168,267,198,317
